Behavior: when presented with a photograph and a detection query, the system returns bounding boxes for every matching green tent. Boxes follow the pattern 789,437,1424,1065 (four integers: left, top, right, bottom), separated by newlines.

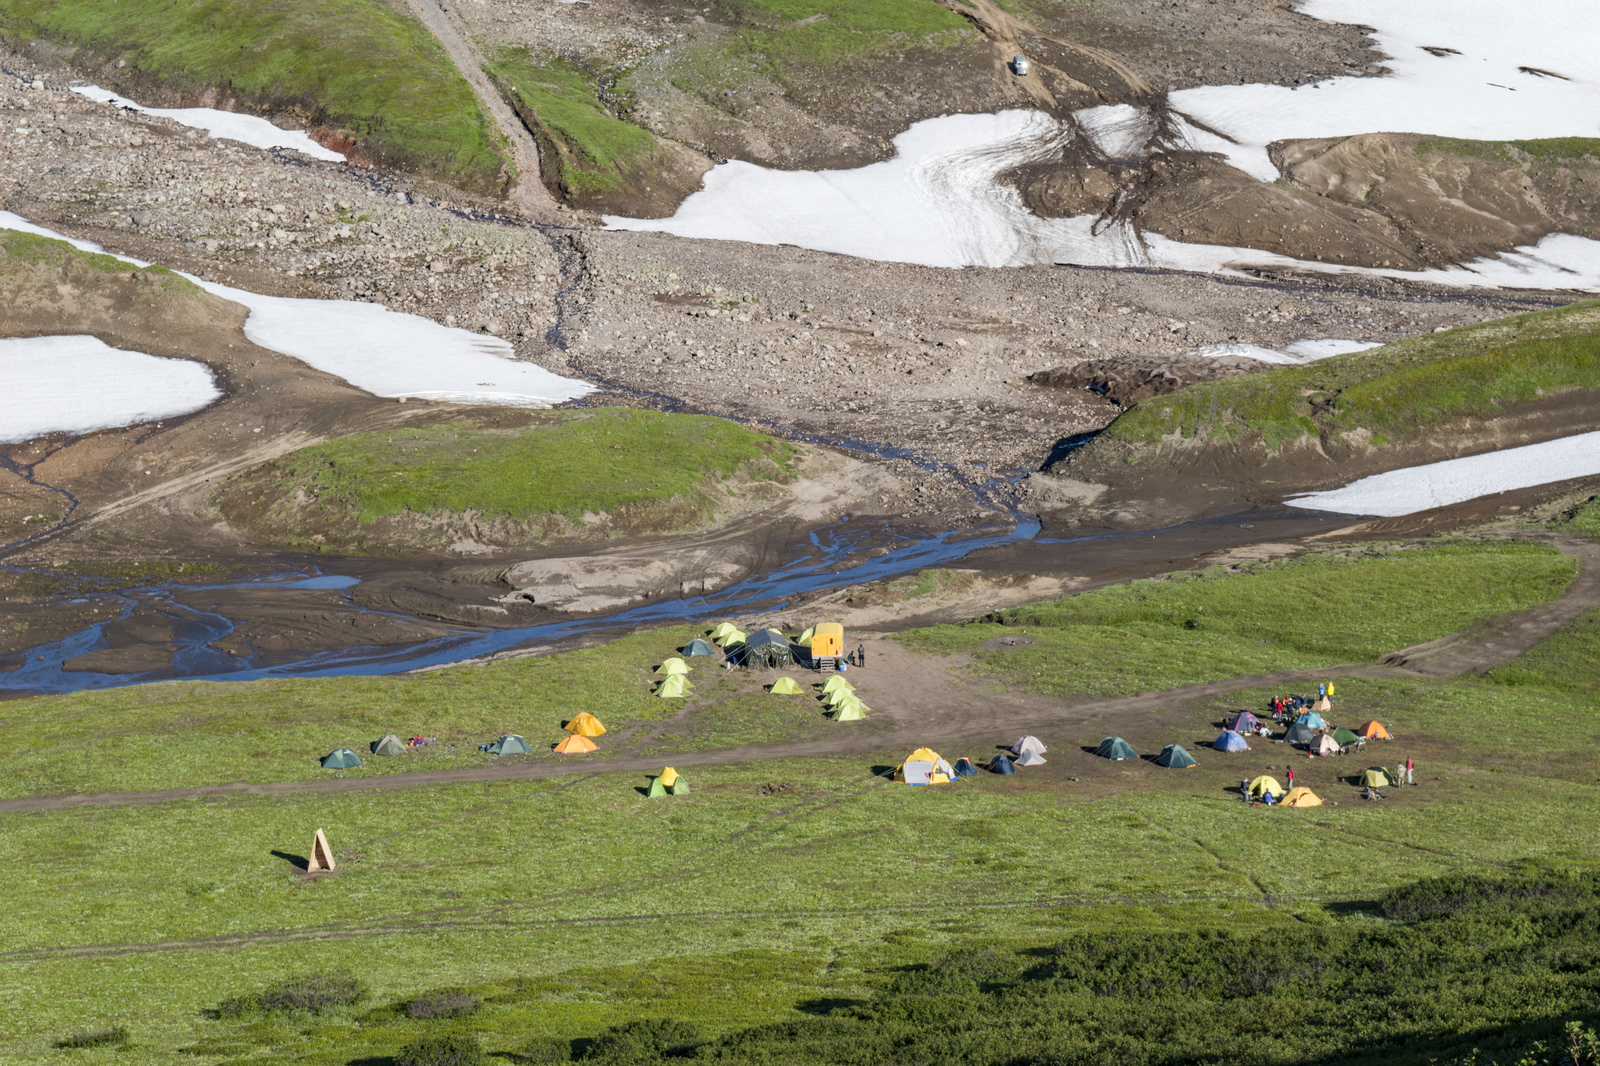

1361,766,1393,787
824,687,859,707
486,734,531,755
321,748,363,769
1332,728,1361,745
821,675,854,696
834,699,866,721
1283,721,1318,745
769,677,803,695
655,657,690,676
796,626,815,646
1155,743,1196,768
670,777,691,795
372,734,407,757
683,639,715,657
655,675,689,698
647,777,669,798
711,622,739,640
716,628,748,647
1096,736,1137,761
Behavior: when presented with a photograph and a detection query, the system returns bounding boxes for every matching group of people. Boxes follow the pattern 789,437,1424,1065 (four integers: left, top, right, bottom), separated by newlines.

1269,682,1333,722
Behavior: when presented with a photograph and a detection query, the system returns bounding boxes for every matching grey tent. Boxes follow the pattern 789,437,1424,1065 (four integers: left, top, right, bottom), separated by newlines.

1096,736,1137,761
742,628,794,668
321,748,363,769
486,734,531,755
1155,743,1197,768
1014,749,1046,766
372,734,407,757
683,638,715,657
1283,721,1318,745
989,754,1016,775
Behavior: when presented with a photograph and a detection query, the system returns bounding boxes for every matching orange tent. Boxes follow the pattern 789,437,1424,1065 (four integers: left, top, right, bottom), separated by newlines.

554,734,598,754
565,712,607,737
1357,721,1392,740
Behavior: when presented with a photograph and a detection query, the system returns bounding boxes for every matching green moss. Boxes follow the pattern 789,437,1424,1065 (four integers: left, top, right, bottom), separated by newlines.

1414,135,1600,161
1,227,202,296
0,0,505,191
1104,301,1600,448
1511,136,1600,160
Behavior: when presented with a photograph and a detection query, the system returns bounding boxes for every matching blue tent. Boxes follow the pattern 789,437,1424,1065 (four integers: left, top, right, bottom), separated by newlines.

989,754,1016,775
1226,711,1261,733
953,758,977,778
1213,730,1250,753
1296,711,1327,730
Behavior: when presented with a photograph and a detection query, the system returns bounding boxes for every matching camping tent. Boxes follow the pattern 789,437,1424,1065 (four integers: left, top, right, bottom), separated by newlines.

1331,728,1361,745
486,734,531,755
1308,734,1340,757
670,776,690,795
1283,786,1323,807
1295,710,1327,730
796,626,814,646
894,747,953,785
1313,696,1332,713
824,687,858,707
647,776,669,798
716,628,748,648
744,629,794,668
1013,735,1047,755
711,622,740,641
833,700,865,721
1249,775,1285,798
655,657,690,676
655,675,689,698
954,758,977,778
1357,721,1392,739
1155,743,1197,768
372,734,407,757
1283,721,1318,745
989,754,1016,775
567,712,607,736
769,677,803,695
554,734,598,754
1096,736,1137,761
1014,749,1046,767
1213,730,1250,753
1225,711,1261,734
1361,766,1393,787
683,638,715,657
821,675,854,696
321,748,363,769
660,767,681,787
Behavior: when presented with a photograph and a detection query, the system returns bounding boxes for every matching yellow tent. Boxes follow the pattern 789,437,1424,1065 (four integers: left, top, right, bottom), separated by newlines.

1284,786,1322,807
834,699,866,721
655,657,690,676
894,747,952,784
566,712,607,737
554,734,598,754
1249,775,1285,798
821,675,854,696
655,675,689,698
824,687,859,707
711,622,739,640
716,628,748,647
770,677,803,695
660,767,680,787
796,626,815,645
907,746,941,764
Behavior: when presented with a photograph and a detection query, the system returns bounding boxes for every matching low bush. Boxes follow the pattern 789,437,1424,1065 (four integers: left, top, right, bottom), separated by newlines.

521,1036,574,1062
396,1033,486,1066
215,971,364,1018
406,989,480,1019
584,1018,702,1063
53,1026,129,1049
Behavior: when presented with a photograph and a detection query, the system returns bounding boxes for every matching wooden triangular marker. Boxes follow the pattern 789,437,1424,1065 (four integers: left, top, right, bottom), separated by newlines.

307,828,336,873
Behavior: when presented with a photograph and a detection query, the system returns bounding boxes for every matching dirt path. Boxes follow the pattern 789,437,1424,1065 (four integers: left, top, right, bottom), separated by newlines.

400,0,553,215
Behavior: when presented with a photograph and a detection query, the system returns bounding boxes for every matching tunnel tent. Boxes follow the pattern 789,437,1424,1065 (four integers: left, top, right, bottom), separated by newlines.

321,748,363,769
655,657,690,676
769,676,804,695
1014,748,1046,767
1296,710,1327,730
647,776,669,798
1012,735,1047,755
834,700,866,721
683,638,715,657
486,734,531,755
1284,786,1323,807
1249,775,1285,798
566,712,607,736
1358,721,1393,740
655,675,689,698
1226,711,1261,734
1213,730,1251,753
821,675,855,696
372,734,407,757
1283,721,1318,745
744,629,794,668
1361,766,1394,787
554,734,598,754
1096,736,1137,761
989,754,1016,775
1155,743,1197,768
1308,734,1340,757
954,757,977,778
1332,727,1361,745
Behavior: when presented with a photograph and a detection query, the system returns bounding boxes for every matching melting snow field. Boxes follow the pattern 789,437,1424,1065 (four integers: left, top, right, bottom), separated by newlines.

0,213,593,409
0,335,220,443
1197,339,1383,364
71,86,346,162
608,0,1600,290
1289,432,1600,517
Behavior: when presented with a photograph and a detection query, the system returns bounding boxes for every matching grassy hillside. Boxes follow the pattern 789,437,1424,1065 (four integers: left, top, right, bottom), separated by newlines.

215,407,798,552
0,0,505,191
1101,301,1600,450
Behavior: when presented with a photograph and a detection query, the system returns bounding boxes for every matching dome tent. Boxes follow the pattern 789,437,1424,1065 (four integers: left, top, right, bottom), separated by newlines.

1155,743,1196,768
372,734,407,757
1283,721,1318,745
1013,735,1047,755
683,638,715,657
485,734,531,755
1361,766,1394,787
1213,730,1250,753
1284,786,1322,807
833,699,866,721
1225,711,1261,733
953,758,977,778
894,747,954,785
1332,727,1361,745
321,748,363,769
989,754,1016,775
1014,748,1046,767
566,712,607,737
554,734,598,754
821,675,854,696
1308,734,1340,757
1249,775,1285,798
1095,736,1137,761
769,677,804,695
655,675,689,698
1358,721,1392,739
655,657,690,676
1296,710,1327,730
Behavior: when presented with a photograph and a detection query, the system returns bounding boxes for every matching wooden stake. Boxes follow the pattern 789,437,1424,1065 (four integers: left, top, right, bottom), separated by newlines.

307,827,336,873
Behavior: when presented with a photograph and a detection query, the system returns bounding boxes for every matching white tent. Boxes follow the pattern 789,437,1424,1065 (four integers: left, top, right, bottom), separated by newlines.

1014,749,1046,766
1013,735,1046,755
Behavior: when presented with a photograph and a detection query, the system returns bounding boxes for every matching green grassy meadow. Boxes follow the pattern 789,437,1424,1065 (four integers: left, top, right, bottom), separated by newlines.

0,0,504,190
1099,300,1600,450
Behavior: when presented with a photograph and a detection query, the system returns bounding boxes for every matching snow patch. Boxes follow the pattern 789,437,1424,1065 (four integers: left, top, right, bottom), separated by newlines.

71,86,346,161
0,213,593,408
1288,432,1600,517
0,335,220,443
1194,339,1383,364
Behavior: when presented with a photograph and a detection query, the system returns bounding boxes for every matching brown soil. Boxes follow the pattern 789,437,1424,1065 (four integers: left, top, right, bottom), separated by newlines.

1028,351,1267,405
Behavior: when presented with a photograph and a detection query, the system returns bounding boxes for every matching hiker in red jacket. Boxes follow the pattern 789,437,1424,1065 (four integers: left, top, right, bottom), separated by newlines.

1285,765,1295,788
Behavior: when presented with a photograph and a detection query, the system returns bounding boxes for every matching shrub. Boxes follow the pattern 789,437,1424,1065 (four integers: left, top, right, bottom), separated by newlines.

215,971,365,1018
396,1033,487,1066
1380,872,1590,921
584,1018,702,1063
522,1035,575,1062
406,990,481,1019
54,1026,129,1049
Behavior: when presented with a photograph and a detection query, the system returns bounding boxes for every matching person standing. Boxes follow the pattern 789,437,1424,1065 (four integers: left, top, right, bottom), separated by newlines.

1405,756,1414,785
1396,763,1405,789
858,643,866,668
1285,765,1295,789
1241,778,1250,803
